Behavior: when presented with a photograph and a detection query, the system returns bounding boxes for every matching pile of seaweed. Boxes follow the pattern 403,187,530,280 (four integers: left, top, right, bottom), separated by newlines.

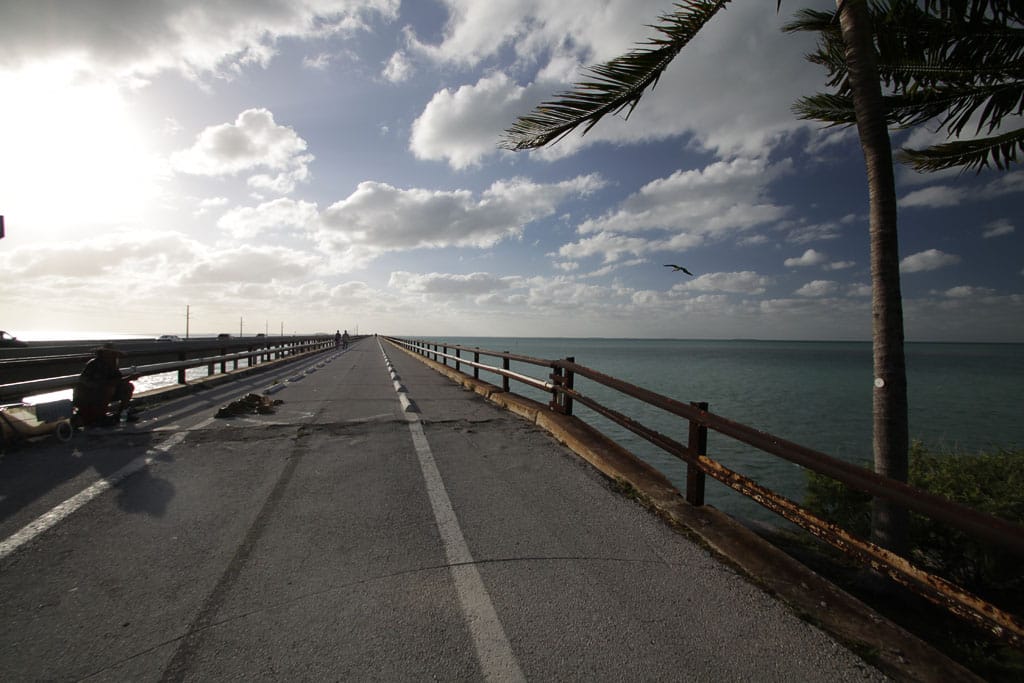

215,393,283,418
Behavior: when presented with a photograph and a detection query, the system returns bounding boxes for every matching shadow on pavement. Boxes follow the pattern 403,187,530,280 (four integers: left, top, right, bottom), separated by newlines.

0,424,175,523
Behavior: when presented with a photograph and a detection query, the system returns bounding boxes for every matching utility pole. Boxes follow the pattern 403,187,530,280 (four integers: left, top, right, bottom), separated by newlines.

186,305,191,339
239,317,243,338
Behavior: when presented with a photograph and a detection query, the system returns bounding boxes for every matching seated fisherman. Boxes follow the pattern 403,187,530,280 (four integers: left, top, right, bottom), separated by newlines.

73,344,139,426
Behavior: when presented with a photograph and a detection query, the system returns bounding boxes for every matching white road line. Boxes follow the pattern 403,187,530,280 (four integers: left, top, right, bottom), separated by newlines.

406,419,525,682
382,341,524,682
0,418,214,562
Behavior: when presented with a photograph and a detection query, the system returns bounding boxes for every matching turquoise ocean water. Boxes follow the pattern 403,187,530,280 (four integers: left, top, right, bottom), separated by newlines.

418,338,1024,524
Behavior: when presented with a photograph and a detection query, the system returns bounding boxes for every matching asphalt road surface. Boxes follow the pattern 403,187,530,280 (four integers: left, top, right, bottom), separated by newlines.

0,337,886,681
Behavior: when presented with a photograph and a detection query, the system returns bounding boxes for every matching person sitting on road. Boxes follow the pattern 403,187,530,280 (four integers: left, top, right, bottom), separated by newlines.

73,344,139,426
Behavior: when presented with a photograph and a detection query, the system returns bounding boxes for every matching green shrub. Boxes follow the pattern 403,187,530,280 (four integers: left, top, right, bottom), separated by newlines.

804,443,1024,608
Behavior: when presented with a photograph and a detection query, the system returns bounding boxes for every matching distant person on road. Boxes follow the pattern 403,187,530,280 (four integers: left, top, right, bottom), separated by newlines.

335,330,342,348
73,344,139,427
341,330,350,349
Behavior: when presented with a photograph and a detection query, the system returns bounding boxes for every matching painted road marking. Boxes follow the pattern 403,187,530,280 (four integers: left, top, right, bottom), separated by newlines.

0,418,214,562
379,341,524,682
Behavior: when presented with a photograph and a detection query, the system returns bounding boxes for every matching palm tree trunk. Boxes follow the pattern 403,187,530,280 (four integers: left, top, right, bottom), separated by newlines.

836,0,909,554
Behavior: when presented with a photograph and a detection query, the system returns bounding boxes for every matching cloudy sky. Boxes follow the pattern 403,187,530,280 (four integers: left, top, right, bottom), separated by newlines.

1,0,1021,341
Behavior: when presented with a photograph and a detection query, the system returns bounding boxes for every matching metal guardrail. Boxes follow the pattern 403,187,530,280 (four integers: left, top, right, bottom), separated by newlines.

385,335,1024,648
0,338,334,404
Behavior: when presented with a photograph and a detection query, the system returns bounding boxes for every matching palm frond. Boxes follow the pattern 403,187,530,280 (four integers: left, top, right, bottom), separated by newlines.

898,125,1024,172
793,93,858,125
792,0,1024,172
500,0,731,151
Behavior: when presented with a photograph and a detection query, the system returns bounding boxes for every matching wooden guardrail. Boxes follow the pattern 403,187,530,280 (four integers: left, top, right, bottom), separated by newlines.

0,336,335,403
384,335,1024,648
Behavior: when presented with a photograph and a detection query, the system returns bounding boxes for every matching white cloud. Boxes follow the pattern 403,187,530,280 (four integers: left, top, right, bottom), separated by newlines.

795,280,840,297
0,1,400,82
303,53,333,70
558,232,660,264
410,72,553,169
405,0,663,68
171,108,313,194
982,219,1015,239
217,198,320,238
898,186,967,208
901,249,961,273
548,158,786,266
784,220,844,244
0,230,201,281
825,260,856,271
579,158,791,239
388,271,512,296
195,196,230,215
317,174,603,265
410,2,829,160
784,248,828,267
183,245,321,283
847,283,872,296
673,271,771,295
943,285,996,299
900,171,1024,208
382,50,413,82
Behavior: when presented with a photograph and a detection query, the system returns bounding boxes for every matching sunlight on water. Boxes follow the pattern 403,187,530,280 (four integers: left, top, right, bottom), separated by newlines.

22,366,213,405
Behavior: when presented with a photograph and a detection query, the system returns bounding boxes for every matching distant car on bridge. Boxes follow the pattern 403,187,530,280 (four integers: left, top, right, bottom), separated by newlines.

156,335,183,342
0,330,28,347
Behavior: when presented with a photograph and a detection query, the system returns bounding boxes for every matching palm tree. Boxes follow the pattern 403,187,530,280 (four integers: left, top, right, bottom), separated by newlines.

501,0,911,552
788,0,1024,173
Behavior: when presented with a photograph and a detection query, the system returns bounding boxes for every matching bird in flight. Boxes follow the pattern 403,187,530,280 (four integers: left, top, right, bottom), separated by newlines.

664,264,694,276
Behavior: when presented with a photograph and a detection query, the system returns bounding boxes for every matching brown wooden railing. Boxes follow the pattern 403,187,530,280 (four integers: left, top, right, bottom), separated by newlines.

384,335,1024,648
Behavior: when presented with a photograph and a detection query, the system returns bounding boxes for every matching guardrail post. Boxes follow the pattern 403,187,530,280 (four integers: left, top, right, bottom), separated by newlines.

503,354,510,391
473,348,480,380
548,364,562,412
177,352,186,384
443,345,448,366
455,347,461,372
686,401,709,506
563,357,575,416
247,346,254,367
220,348,227,374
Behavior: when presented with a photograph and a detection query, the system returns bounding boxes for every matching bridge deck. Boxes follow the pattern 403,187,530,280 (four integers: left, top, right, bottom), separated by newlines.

0,338,884,681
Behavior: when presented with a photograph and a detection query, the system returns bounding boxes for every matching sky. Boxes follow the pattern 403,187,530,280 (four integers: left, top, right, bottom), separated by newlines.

0,0,1021,342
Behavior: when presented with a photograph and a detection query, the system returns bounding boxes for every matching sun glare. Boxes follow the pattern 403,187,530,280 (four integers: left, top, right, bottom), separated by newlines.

0,61,164,241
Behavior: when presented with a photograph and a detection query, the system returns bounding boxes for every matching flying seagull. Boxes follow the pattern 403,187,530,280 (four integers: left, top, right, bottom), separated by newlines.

664,264,694,276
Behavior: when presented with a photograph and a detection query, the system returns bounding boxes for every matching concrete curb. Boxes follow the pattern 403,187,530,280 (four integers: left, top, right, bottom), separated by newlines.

385,340,980,683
